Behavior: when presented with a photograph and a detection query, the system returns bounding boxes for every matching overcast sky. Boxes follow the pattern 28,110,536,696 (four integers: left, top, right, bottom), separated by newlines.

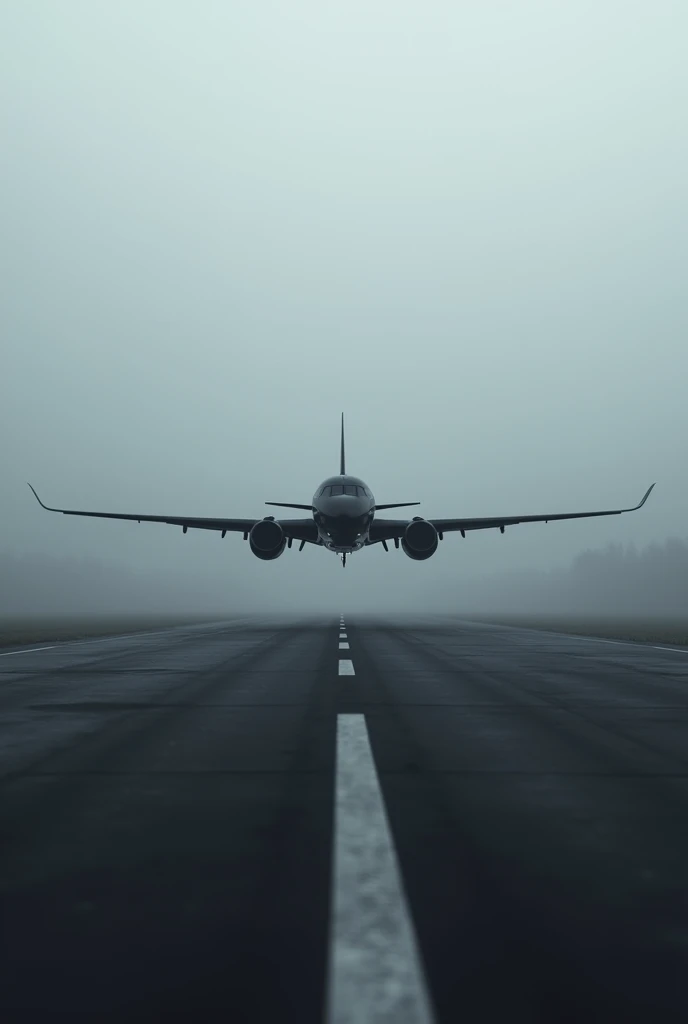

2,2,686,614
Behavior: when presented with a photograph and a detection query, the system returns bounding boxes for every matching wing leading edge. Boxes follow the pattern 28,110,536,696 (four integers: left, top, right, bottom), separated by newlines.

27,485,319,542
370,484,656,541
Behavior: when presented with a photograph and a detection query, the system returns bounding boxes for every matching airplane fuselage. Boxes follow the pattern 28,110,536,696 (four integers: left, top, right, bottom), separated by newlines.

312,475,375,553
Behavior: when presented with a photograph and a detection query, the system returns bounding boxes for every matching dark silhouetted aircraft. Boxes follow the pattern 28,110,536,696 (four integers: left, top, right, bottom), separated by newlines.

29,416,655,567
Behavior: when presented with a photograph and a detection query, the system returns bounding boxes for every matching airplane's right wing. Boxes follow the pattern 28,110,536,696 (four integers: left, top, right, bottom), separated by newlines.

28,485,319,542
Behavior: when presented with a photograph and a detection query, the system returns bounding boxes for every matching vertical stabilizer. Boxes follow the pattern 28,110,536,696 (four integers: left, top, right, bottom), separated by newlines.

340,413,346,475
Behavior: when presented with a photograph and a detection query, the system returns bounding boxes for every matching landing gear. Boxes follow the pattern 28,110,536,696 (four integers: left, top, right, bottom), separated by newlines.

341,553,347,568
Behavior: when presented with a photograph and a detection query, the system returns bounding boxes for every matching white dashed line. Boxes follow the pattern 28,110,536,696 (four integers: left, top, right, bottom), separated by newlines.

326,714,435,1023
339,642,350,650
338,660,355,676
339,633,347,639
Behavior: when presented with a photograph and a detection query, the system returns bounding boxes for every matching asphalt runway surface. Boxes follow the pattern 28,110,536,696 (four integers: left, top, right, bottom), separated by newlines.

1,617,688,1022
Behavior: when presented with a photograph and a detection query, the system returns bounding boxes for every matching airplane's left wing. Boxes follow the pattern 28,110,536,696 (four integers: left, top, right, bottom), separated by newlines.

369,484,655,541
28,484,319,542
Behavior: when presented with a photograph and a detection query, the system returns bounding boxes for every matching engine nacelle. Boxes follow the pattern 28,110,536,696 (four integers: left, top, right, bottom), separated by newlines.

249,519,286,560
401,518,438,560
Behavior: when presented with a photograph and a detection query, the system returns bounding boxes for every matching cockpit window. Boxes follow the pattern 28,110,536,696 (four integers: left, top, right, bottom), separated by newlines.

319,484,369,497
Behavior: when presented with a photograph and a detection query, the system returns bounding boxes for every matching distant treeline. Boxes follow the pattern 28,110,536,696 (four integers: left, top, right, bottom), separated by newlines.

462,538,688,617
4,539,688,620
0,551,232,616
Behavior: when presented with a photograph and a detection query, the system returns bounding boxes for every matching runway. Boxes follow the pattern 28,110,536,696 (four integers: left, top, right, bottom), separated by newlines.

1,617,687,1022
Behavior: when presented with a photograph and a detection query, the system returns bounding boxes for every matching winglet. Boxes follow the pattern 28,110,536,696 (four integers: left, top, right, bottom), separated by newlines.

28,483,53,511
634,483,655,509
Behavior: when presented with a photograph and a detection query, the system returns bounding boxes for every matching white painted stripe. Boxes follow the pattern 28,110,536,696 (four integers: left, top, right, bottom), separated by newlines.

0,645,60,658
0,623,228,658
338,660,355,676
326,714,435,1023
339,633,347,639
0,633,168,658
573,636,688,654
573,636,625,646
339,642,350,650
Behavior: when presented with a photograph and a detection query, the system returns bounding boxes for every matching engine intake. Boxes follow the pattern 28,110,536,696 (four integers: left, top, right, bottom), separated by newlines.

249,519,286,560
401,518,438,560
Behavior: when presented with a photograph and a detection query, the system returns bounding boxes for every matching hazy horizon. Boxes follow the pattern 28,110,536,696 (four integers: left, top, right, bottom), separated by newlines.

3,3,686,617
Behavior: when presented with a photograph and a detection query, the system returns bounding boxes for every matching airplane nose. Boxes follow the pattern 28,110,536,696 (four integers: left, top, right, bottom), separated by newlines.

319,496,366,518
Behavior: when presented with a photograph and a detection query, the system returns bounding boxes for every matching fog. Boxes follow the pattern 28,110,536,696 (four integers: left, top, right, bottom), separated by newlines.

457,537,688,619
2,2,686,619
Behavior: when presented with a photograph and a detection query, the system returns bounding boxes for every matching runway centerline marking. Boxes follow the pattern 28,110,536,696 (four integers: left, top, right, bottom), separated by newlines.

326,714,435,1023
339,642,350,650
338,660,355,676
339,633,347,639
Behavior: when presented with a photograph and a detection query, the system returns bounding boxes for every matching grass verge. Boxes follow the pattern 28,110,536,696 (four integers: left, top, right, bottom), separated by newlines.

463,615,688,647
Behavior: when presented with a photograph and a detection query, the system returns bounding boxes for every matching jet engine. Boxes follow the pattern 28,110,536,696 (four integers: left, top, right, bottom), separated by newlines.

401,518,438,560
249,519,286,560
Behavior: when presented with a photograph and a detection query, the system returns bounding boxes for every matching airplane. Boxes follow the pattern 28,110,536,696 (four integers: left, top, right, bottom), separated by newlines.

28,416,655,568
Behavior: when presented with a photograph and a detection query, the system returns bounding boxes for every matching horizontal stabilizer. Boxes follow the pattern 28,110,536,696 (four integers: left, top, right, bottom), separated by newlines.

375,502,421,511
265,501,313,510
